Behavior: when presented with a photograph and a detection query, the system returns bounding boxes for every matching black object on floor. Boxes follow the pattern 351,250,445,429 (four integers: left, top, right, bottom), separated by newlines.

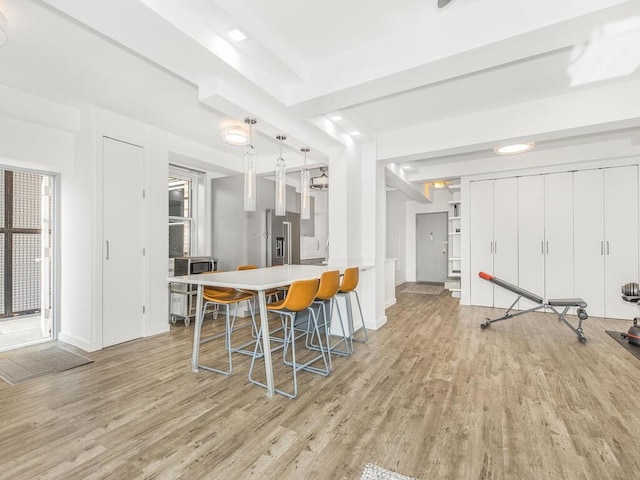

605,331,640,361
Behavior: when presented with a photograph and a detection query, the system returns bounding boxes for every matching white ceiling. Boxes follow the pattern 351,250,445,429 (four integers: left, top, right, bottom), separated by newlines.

1,0,640,182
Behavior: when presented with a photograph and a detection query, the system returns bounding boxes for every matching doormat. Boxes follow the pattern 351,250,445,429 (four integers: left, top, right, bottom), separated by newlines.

605,331,640,362
401,284,444,295
0,346,93,385
360,463,415,480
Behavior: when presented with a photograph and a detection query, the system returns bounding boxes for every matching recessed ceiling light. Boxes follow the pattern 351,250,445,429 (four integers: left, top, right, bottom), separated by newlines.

494,142,535,155
350,131,360,136
330,114,342,121
227,28,246,42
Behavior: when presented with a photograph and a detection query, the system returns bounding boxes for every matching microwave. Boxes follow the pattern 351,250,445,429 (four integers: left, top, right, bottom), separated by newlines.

173,256,218,276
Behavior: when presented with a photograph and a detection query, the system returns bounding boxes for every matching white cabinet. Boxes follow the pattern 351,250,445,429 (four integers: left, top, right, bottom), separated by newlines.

517,173,574,309
518,175,545,309
470,180,494,307
469,178,518,308
493,178,519,308
544,172,575,300
469,165,638,319
575,166,639,318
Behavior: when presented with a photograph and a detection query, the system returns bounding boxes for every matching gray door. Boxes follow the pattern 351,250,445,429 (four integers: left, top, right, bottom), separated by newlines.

416,212,448,282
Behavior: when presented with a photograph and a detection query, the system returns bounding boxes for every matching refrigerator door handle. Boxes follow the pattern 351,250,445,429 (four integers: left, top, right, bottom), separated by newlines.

283,221,292,265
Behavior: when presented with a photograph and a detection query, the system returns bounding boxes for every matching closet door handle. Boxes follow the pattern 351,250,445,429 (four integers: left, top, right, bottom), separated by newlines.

546,241,549,254
541,241,544,254
601,241,604,255
607,241,610,255
105,240,110,260
494,241,497,254
490,241,493,254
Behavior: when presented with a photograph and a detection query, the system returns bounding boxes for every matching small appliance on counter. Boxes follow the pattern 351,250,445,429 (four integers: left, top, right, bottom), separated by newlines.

169,256,217,326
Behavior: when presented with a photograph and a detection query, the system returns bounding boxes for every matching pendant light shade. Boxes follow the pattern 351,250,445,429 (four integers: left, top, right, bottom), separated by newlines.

243,117,257,212
275,134,287,216
300,148,311,220
310,167,329,190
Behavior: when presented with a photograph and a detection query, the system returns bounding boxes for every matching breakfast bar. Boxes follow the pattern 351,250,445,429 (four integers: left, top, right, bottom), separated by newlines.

170,264,328,397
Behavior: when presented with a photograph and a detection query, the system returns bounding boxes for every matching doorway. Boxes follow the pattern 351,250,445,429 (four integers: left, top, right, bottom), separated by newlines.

416,212,448,283
0,168,54,351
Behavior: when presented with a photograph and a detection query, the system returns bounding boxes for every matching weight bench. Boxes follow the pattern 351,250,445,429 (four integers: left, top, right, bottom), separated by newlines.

478,271,589,343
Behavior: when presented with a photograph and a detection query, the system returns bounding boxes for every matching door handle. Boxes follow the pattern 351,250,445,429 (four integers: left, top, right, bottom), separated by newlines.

546,241,549,254
494,241,497,254
601,241,604,255
283,221,292,265
541,241,544,254
607,240,610,255
105,240,110,260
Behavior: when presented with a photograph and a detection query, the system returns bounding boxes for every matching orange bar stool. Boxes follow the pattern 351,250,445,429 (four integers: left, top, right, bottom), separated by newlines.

195,273,260,376
248,278,326,399
337,267,368,346
309,270,351,367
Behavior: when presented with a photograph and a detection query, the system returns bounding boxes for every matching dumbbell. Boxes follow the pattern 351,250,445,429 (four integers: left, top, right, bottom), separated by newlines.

621,282,640,296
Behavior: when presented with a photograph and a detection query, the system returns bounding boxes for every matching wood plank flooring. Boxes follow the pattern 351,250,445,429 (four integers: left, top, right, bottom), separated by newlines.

1,288,640,479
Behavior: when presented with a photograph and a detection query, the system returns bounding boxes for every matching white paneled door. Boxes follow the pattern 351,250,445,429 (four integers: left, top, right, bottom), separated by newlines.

469,180,494,307
574,169,605,317
492,178,518,308
518,175,545,310
102,137,145,347
544,172,574,300
604,165,638,319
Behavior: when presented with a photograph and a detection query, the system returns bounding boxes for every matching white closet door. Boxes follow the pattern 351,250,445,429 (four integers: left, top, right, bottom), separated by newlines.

604,165,639,319
470,180,494,307
518,175,544,310
574,169,605,317
493,178,519,308
103,137,145,347
544,172,574,300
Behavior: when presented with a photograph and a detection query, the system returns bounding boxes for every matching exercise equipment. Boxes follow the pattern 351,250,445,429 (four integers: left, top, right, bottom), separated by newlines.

478,271,588,343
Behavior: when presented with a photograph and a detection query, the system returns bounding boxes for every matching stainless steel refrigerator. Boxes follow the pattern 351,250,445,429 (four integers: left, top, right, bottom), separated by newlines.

266,210,300,266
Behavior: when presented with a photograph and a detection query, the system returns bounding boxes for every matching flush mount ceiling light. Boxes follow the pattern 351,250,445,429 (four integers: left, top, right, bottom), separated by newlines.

310,167,329,191
494,142,535,155
330,114,342,121
227,28,246,42
221,125,249,145
433,181,446,189
350,131,361,137
0,9,8,46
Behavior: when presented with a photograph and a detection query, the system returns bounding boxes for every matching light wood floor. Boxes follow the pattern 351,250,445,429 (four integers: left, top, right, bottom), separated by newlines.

1,288,640,479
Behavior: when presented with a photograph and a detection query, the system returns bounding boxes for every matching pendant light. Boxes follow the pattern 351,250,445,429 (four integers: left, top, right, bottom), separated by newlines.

310,167,329,190
300,147,311,220
275,134,287,216
243,117,257,212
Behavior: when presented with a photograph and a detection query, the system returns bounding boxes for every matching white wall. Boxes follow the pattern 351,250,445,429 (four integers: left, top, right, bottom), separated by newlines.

1,82,237,351
386,190,408,285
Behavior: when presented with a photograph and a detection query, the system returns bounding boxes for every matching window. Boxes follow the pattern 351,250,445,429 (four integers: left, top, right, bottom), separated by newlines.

0,169,53,319
168,165,205,259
